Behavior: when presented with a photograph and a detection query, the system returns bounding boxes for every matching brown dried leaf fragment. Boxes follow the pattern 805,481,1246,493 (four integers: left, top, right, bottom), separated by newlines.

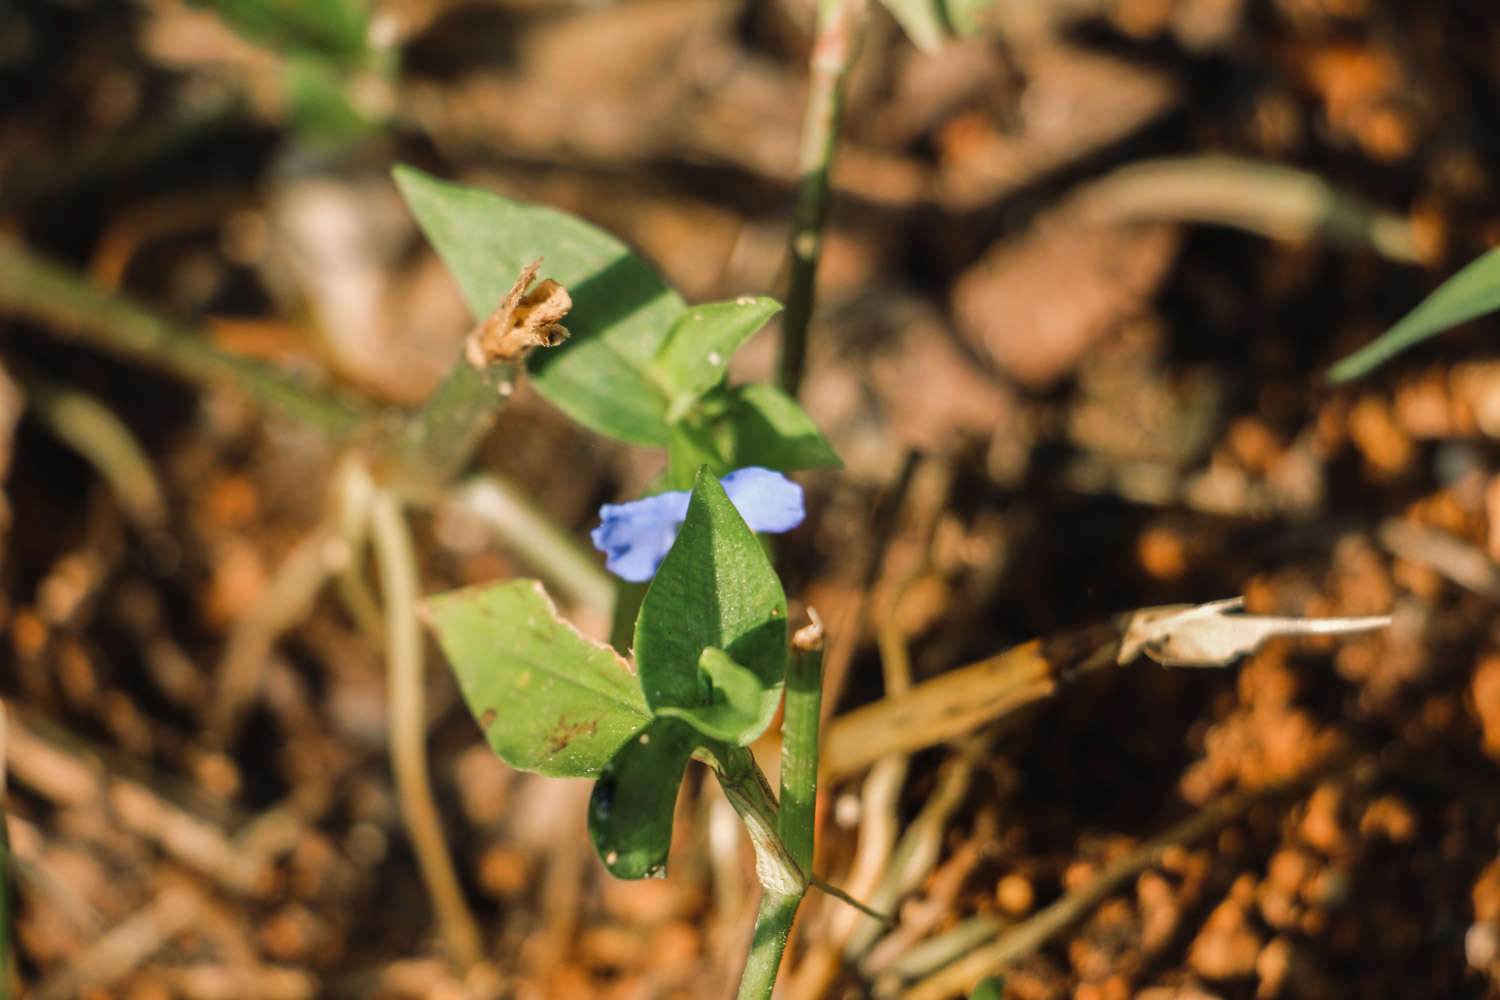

464,258,571,369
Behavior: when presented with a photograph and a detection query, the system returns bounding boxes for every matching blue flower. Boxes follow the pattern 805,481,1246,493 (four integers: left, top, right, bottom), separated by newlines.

590,467,805,582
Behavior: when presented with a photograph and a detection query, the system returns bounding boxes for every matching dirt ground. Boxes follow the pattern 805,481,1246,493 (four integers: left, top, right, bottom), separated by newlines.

4,0,1500,998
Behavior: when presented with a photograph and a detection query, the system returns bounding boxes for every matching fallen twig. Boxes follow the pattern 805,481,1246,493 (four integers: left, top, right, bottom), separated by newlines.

32,883,199,1000
1378,516,1500,600
824,599,1390,778
898,788,1257,1000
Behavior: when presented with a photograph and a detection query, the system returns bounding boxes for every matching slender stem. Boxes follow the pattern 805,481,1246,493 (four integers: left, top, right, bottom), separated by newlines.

732,612,828,1000
395,361,520,494
370,489,483,967
738,891,802,1000
776,0,868,398
446,474,615,620
779,610,825,875
706,743,804,898
20,372,167,532
333,458,386,645
0,240,369,438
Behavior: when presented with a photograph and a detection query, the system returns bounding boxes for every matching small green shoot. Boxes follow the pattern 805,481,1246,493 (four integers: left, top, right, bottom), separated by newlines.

1329,245,1500,381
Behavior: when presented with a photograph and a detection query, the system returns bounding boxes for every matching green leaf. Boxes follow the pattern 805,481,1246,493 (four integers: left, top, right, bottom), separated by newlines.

968,977,1005,1000
285,57,377,146
880,0,946,51
726,383,842,471
195,0,370,60
653,297,781,414
1329,245,1500,382
393,165,684,445
426,579,651,778
656,647,777,745
634,468,788,740
588,717,699,878
666,418,730,490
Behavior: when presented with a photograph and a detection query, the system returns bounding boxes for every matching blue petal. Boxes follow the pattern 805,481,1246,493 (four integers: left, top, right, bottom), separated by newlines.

721,467,805,533
590,490,690,582
589,468,806,582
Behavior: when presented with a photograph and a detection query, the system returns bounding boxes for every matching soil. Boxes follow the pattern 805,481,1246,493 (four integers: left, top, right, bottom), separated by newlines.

4,1,1500,998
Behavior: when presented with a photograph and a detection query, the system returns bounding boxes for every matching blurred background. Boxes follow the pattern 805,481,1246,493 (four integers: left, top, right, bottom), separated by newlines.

3,0,1500,997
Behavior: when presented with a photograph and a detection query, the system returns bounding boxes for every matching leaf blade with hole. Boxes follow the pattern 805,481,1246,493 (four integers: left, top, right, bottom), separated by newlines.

426,579,650,778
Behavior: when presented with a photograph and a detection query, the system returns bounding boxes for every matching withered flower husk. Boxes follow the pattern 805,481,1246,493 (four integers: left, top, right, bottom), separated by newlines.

464,258,571,369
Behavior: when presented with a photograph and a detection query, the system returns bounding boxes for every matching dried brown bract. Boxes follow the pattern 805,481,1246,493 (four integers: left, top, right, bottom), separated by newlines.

464,258,571,369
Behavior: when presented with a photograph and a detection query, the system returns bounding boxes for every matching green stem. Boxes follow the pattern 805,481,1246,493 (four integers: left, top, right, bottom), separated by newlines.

447,474,615,619
0,240,370,438
779,612,825,875
21,372,167,532
776,0,868,398
706,744,804,898
730,612,827,1000
737,890,802,1000
395,361,520,494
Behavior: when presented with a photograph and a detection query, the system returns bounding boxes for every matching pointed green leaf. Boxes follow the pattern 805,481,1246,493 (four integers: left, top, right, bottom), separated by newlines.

653,296,781,409
880,0,947,51
201,0,370,60
588,717,698,879
426,579,650,778
726,383,842,471
666,418,730,490
656,647,776,745
1329,245,1500,382
394,165,682,444
634,468,787,736
968,978,1005,1000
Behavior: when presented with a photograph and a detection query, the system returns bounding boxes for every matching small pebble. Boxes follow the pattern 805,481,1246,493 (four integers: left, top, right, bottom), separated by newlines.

996,873,1034,916
1466,920,1500,970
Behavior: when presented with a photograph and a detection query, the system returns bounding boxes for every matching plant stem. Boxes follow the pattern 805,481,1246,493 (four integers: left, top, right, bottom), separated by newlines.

21,372,167,532
0,240,370,438
709,744,804,898
731,612,828,1000
370,488,483,968
738,890,802,1000
776,0,868,398
779,611,825,875
446,474,615,619
395,362,520,494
